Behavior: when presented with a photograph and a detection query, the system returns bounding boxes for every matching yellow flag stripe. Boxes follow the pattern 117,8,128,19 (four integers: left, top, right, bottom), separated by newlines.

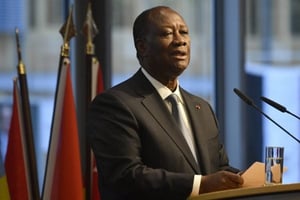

0,175,10,200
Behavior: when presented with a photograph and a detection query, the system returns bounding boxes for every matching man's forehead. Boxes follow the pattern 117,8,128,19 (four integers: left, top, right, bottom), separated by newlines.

149,8,182,20
147,9,186,26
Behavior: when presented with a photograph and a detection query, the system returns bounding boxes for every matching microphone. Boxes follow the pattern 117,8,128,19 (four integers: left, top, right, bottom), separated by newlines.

260,96,300,120
233,88,300,143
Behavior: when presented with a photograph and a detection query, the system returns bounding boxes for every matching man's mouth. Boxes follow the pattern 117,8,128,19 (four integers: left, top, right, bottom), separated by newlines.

171,50,188,60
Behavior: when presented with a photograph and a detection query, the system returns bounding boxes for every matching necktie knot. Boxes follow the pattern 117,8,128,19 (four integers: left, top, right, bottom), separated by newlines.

168,94,180,104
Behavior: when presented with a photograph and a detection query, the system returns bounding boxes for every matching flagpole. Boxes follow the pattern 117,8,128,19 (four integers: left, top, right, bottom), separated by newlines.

15,28,40,200
83,2,99,199
41,6,76,199
58,5,77,73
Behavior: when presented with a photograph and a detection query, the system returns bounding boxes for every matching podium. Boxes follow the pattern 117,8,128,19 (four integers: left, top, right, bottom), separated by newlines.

189,183,300,200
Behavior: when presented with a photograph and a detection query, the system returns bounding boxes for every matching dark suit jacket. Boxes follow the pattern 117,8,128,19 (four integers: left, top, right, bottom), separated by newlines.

88,69,236,200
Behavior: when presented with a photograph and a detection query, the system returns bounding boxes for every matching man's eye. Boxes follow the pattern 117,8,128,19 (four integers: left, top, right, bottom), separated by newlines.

161,32,172,36
180,30,189,35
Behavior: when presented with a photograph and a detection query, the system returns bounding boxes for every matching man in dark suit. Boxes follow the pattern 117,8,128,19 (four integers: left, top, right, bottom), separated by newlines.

88,6,244,200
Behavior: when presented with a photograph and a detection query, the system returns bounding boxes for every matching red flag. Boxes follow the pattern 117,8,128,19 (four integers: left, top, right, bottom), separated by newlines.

91,157,100,200
42,58,83,200
5,79,31,200
91,57,104,200
91,57,104,98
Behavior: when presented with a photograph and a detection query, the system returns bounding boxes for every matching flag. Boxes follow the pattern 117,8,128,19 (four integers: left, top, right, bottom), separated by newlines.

15,28,40,199
91,157,100,200
91,57,104,200
82,4,103,198
0,151,10,200
91,57,104,99
42,58,83,200
5,79,30,200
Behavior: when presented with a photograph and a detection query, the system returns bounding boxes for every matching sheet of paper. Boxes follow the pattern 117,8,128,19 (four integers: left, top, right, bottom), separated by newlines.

241,161,287,188
241,162,265,188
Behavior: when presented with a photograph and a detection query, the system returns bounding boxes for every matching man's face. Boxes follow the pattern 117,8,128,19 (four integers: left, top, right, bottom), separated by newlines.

141,8,191,81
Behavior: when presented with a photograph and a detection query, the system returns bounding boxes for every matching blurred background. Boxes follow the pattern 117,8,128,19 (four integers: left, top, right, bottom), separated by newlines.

0,0,299,190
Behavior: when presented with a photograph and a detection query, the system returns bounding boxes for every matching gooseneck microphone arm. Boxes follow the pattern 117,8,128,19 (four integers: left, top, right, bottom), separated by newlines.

260,96,300,120
233,88,300,143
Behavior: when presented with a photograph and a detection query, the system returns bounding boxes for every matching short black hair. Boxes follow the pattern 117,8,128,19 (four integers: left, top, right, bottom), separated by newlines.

132,6,172,60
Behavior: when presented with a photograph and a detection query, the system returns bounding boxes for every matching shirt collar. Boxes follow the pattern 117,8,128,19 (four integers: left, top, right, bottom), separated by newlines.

141,68,184,103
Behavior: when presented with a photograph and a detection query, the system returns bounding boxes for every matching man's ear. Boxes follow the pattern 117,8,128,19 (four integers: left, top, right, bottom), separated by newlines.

136,38,147,57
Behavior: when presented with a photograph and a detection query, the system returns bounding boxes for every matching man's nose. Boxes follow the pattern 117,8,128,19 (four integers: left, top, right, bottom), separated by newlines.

173,32,187,46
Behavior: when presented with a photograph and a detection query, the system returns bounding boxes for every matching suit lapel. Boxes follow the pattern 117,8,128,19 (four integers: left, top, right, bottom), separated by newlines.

132,71,200,172
180,89,211,173
142,95,200,172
